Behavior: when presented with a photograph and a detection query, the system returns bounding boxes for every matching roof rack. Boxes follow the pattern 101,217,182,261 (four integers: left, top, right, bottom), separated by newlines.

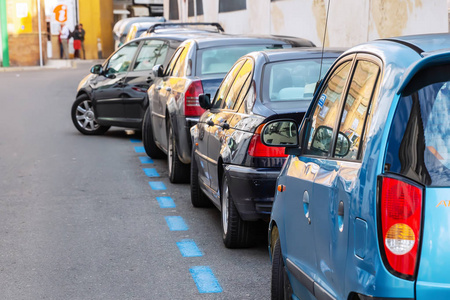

147,22,224,34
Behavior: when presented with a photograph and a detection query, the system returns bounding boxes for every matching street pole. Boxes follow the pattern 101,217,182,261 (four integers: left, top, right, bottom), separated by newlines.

0,0,9,67
37,0,43,67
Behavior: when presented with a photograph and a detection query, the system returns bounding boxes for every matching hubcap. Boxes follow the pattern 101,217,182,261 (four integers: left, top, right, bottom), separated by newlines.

76,100,100,131
222,181,229,235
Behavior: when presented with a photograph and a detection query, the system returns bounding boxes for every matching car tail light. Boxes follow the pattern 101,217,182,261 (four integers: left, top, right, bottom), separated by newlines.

185,80,205,117
379,176,423,277
247,124,287,158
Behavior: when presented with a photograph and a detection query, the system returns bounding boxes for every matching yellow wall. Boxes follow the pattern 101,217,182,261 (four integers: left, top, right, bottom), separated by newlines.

6,0,47,66
78,0,114,60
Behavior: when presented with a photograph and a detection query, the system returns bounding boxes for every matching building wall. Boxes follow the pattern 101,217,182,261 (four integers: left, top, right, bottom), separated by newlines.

6,0,47,66
79,0,114,59
165,0,448,47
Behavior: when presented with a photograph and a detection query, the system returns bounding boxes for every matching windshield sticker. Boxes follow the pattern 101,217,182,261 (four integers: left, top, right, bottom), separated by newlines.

436,200,450,207
318,94,326,108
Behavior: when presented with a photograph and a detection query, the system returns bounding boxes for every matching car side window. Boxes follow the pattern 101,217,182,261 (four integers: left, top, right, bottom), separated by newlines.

105,42,139,75
223,59,253,110
171,46,189,77
303,60,353,157
335,60,379,160
213,59,246,109
164,47,184,76
132,40,169,71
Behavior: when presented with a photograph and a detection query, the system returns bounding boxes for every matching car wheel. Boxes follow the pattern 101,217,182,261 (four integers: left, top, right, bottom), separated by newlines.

167,123,190,183
221,173,255,248
142,108,165,159
190,150,211,207
271,238,286,300
71,94,110,135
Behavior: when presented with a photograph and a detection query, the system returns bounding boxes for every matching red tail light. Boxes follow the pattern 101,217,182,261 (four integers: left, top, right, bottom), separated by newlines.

185,80,205,117
247,124,287,158
380,177,423,277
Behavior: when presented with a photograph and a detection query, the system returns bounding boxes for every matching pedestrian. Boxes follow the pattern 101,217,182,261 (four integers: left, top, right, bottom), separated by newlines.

72,25,82,59
58,27,63,59
79,24,86,59
60,23,70,59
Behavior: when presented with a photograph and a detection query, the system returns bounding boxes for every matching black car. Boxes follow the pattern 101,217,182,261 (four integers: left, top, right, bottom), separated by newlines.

71,32,220,135
190,48,344,248
143,35,315,183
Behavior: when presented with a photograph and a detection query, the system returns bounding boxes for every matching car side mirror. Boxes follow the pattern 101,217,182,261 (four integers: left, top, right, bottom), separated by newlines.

261,120,299,148
152,64,164,78
335,131,350,157
198,94,212,110
90,64,103,75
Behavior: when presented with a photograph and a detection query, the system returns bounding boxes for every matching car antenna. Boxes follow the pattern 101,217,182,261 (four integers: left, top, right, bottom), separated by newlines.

318,0,331,81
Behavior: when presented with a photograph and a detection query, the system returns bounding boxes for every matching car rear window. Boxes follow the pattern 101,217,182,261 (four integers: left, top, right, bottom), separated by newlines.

385,65,450,186
261,58,335,112
196,44,288,76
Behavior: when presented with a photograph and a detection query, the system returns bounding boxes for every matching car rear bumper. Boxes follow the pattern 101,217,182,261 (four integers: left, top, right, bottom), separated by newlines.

174,116,199,164
224,164,280,221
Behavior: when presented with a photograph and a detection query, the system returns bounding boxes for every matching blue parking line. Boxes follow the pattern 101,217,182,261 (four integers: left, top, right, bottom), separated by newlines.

143,168,159,177
157,196,176,208
134,146,145,153
165,216,189,231
139,156,153,164
177,239,203,257
130,138,141,143
189,266,223,293
148,181,166,190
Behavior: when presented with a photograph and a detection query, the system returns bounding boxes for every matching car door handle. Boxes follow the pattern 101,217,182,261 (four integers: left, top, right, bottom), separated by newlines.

221,123,230,130
146,77,153,83
165,87,172,92
303,191,311,225
155,86,162,91
337,201,344,232
207,120,214,127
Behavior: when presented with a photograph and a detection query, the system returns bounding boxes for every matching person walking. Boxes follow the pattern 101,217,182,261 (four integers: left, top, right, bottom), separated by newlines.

72,25,82,59
79,24,86,59
60,23,70,59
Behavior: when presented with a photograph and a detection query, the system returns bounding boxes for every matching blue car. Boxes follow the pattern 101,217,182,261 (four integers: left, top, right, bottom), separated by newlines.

261,33,450,300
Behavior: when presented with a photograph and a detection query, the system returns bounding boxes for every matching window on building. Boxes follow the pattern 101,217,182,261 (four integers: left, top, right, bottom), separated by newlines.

219,0,246,13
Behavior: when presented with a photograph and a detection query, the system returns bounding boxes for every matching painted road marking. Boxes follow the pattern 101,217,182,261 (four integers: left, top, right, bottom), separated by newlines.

177,239,203,257
189,266,223,293
157,197,176,208
130,138,141,143
143,168,159,177
165,216,188,231
148,182,166,190
139,156,153,164
134,146,145,153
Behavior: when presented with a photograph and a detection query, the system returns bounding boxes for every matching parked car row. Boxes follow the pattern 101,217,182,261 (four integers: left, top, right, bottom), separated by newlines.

72,22,450,299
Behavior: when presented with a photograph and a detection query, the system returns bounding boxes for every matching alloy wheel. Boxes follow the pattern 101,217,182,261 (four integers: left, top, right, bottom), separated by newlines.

75,100,100,132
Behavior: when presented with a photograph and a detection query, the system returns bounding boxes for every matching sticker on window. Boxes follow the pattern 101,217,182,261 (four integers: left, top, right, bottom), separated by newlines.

318,94,326,108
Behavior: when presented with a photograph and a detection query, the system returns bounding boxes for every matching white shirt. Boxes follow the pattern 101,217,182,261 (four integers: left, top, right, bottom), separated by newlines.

60,25,70,39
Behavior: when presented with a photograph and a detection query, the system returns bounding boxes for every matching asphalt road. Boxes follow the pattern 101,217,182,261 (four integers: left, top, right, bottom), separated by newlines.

0,61,271,300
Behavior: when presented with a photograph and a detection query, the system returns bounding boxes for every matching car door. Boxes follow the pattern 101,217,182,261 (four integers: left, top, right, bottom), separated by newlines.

282,58,354,299
151,46,186,150
92,41,139,123
206,59,251,197
310,57,380,300
122,39,171,124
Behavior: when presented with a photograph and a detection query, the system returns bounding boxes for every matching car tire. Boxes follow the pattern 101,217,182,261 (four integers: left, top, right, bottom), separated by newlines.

142,108,165,159
271,238,285,300
190,150,211,207
167,123,190,183
221,173,255,248
71,94,110,135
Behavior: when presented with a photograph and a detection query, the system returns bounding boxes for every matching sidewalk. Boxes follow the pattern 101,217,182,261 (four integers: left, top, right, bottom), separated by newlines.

0,59,102,72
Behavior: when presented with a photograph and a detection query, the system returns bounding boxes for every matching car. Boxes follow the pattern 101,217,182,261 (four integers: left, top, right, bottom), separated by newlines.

189,48,344,248
70,33,212,135
143,35,316,184
113,17,166,49
262,33,450,300
124,22,159,44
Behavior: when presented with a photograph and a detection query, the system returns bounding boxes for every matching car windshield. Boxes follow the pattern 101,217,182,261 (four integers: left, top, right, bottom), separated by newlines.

385,66,450,186
196,44,288,76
